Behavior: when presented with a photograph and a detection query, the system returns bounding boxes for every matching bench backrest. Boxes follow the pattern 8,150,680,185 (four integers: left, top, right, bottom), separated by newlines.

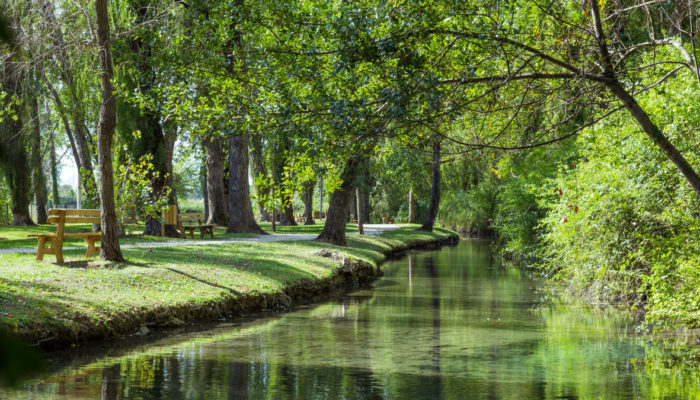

179,213,204,225
48,209,101,225
162,205,178,225
48,209,101,240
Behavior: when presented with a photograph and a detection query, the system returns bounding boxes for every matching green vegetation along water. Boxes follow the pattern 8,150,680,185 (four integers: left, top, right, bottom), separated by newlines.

4,240,698,399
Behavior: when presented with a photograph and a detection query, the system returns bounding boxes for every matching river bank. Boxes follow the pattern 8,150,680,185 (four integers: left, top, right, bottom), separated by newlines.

0,226,458,350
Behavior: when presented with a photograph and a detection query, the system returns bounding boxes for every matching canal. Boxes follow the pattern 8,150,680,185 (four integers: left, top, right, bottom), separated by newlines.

5,240,699,399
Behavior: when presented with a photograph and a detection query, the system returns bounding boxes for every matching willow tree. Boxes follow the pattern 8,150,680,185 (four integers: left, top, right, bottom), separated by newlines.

95,0,124,262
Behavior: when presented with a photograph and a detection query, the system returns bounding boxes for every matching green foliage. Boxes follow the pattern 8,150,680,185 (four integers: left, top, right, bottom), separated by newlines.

115,153,171,235
538,72,700,329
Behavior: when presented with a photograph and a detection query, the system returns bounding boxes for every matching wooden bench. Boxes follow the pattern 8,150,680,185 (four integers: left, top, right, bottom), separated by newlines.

29,209,102,263
383,213,395,224
178,212,214,239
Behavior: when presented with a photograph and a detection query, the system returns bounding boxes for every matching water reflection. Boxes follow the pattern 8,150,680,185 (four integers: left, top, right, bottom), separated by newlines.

4,240,699,399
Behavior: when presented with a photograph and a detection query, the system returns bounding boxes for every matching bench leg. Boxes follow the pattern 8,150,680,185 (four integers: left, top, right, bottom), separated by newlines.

36,237,46,261
209,227,214,239
190,229,195,239
54,240,64,264
84,238,100,257
200,228,204,239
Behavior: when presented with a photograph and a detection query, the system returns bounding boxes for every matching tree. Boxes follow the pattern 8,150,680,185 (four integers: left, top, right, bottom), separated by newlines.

40,1,98,207
400,0,700,198
204,138,228,225
95,0,124,262
0,35,33,225
419,138,441,232
316,157,361,246
226,133,265,234
29,86,47,224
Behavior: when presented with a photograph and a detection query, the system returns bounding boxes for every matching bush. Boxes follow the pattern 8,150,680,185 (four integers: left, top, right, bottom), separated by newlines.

537,74,700,329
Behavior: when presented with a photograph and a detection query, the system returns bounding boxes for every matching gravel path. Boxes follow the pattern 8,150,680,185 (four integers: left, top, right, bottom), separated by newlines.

0,224,402,255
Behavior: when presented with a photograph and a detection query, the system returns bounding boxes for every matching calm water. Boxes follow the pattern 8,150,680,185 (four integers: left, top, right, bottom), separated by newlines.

5,240,699,399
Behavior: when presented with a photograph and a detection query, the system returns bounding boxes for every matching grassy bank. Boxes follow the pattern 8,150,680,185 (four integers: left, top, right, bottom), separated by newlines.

0,225,457,349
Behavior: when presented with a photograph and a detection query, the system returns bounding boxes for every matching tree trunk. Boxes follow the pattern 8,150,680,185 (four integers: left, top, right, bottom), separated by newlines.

204,138,228,225
30,94,48,224
164,124,178,206
349,192,356,221
49,127,60,207
201,148,209,221
95,0,124,262
420,139,441,232
8,167,34,226
587,0,700,198
316,157,360,246
319,175,324,219
226,134,266,234
362,187,370,224
356,188,364,235
250,131,271,221
303,181,315,225
280,203,297,226
408,188,416,223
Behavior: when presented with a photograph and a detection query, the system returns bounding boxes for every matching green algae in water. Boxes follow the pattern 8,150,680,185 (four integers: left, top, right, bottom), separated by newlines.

3,240,698,399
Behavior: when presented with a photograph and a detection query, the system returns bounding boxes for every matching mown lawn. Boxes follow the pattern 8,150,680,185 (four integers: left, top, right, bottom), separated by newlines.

0,225,456,345
0,220,364,249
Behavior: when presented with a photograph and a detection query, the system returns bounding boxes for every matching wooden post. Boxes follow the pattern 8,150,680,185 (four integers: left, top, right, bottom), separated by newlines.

356,188,364,235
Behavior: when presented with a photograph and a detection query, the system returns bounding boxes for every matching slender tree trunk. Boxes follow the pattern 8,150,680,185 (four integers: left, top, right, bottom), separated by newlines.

316,157,360,246
49,128,60,207
303,181,315,225
226,134,266,234
95,0,124,261
356,188,364,234
201,148,209,221
408,188,416,223
164,125,178,206
204,138,228,225
319,175,324,218
250,131,271,221
362,188,370,224
420,139,441,232
349,192,356,221
30,94,48,224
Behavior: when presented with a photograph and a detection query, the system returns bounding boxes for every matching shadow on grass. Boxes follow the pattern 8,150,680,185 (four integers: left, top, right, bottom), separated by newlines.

163,267,240,294
129,245,324,285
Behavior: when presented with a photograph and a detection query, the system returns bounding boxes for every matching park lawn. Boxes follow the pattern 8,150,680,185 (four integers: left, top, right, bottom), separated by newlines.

0,220,369,249
0,226,456,346
0,224,262,250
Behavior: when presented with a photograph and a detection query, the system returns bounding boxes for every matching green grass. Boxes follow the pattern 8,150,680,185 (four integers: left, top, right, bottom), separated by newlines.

0,221,376,249
0,226,457,346
0,224,261,250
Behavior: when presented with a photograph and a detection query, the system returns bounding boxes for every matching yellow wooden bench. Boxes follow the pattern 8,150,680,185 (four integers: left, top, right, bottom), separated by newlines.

178,212,214,239
29,209,102,263
161,205,214,239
